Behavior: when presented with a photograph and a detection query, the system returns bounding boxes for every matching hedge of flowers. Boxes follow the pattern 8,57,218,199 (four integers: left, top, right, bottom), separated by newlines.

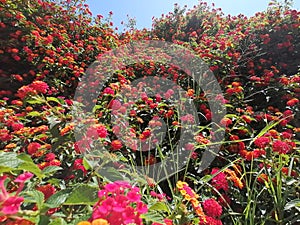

0,0,299,224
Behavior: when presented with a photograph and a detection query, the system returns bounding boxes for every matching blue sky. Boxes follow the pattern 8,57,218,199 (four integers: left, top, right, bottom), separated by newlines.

85,0,300,31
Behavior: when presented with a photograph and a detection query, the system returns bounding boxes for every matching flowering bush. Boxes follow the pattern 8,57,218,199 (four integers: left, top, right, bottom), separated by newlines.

0,0,299,224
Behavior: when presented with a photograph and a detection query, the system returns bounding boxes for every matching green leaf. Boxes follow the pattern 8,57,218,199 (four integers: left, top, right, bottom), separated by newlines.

149,202,170,213
64,184,98,205
26,111,41,117
17,154,44,179
140,211,165,223
46,97,63,105
22,190,45,210
17,153,35,162
82,157,92,171
26,99,44,105
38,215,50,225
0,166,15,173
0,152,22,168
284,199,300,211
45,189,71,208
42,166,63,175
17,162,44,179
49,218,67,225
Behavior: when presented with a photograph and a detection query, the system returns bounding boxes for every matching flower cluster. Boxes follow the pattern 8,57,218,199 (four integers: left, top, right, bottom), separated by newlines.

176,181,206,221
90,181,148,225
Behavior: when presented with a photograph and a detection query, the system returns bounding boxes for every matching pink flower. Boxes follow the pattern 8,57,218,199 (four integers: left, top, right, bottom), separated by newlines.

0,176,8,202
184,143,195,151
181,114,195,123
87,124,108,139
103,87,114,95
1,196,24,214
211,168,229,192
14,172,33,183
92,181,147,225
110,99,122,110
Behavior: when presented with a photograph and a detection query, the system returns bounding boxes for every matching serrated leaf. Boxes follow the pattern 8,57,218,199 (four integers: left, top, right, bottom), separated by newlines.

22,190,44,210
0,152,22,168
17,162,43,179
16,155,44,179
140,211,164,223
149,202,170,213
46,189,71,208
64,184,98,205
38,215,50,225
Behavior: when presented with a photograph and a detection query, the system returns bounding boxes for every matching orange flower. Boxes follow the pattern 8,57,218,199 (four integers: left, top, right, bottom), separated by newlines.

225,168,244,189
257,173,269,184
77,222,91,225
111,140,122,150
187,88,194,97
91,219,110,225
176,181,205,220
4,143,16,149
60,123,74,136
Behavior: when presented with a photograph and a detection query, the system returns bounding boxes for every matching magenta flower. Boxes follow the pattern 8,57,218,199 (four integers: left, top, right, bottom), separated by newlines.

14,172,34,183
91,181,148,225
0,172,33,216
1,196,24,215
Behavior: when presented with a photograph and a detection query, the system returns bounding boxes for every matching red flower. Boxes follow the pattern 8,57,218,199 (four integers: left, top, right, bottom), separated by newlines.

202,216,223,225
254,137,270,148
36,184,56,200
27,142,42,155
111,140,122,150
11,123,24,131
109,99,122,110
220,118,232,127
73,158,88,175
203,198,223,218
272,140,291,154
211,168,229,192
16,86,36,99
287,98,299,106
29,81,49,94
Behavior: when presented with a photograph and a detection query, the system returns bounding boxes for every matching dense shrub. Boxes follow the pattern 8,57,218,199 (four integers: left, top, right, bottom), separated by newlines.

0,0,299,224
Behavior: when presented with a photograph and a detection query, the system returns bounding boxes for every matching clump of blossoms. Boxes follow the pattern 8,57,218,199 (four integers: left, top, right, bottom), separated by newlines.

81,181,148,225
